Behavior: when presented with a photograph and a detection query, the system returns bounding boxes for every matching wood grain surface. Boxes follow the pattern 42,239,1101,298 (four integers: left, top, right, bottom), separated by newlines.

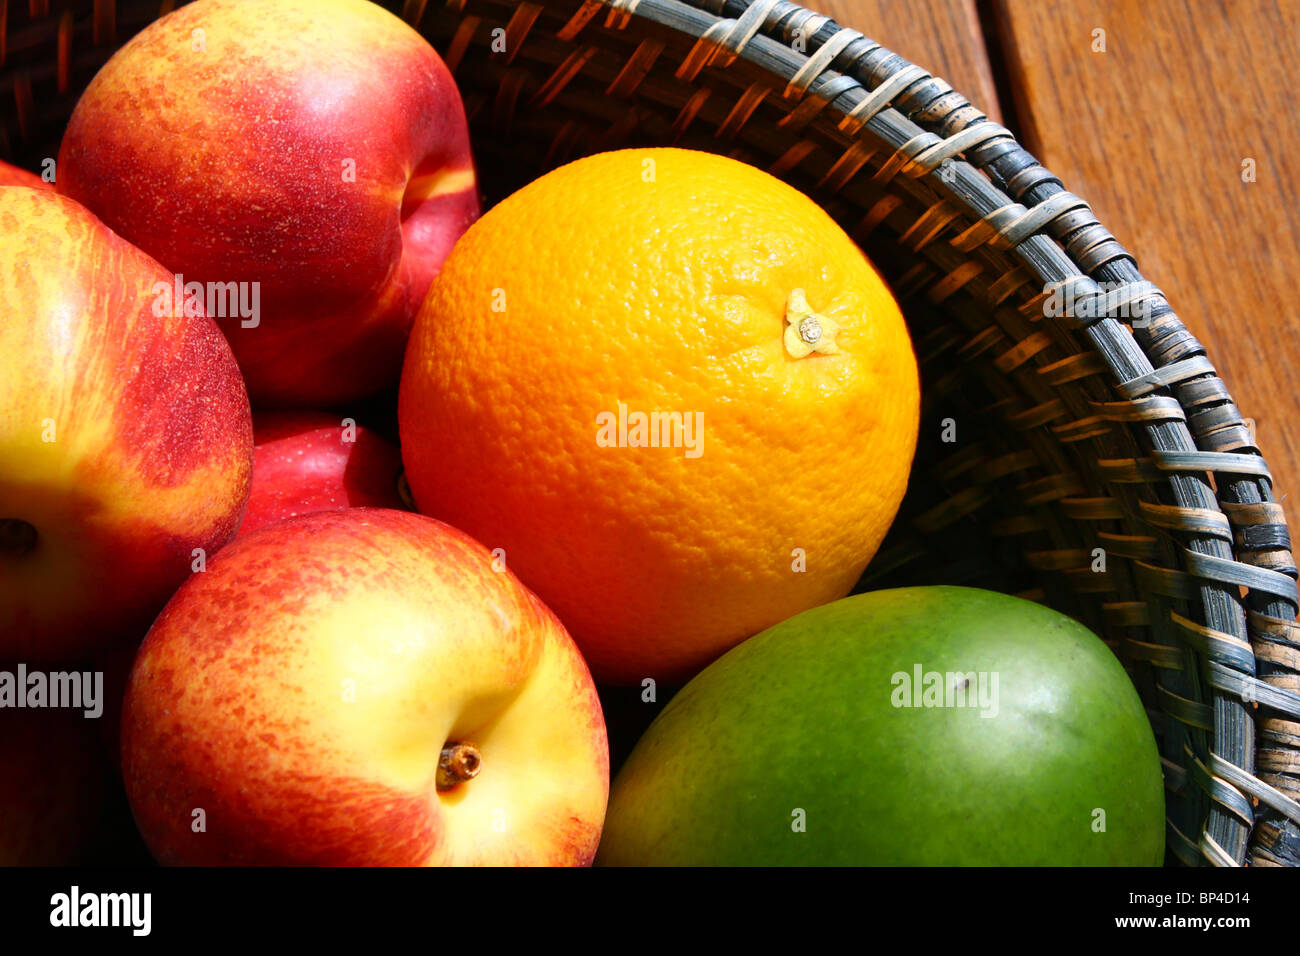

987,0,1300,510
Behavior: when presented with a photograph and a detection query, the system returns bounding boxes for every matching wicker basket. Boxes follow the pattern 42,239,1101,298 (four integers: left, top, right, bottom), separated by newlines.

3,0,1298,868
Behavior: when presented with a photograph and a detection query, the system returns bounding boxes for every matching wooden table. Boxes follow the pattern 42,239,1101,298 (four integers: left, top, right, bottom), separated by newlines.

820,0,1300,519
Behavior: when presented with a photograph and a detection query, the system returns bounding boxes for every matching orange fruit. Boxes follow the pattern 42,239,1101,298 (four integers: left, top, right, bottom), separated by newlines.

399,148,919,684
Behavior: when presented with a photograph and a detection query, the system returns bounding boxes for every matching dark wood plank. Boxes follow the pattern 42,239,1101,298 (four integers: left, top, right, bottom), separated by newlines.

818,0,1003,122
991,0,1300,509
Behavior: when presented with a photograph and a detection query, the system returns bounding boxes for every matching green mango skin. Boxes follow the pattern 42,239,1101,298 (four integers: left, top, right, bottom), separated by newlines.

598,586,1165,866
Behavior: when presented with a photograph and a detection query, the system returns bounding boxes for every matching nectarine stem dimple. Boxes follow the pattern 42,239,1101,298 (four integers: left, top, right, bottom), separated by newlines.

437,742,482,790
0,519,38,558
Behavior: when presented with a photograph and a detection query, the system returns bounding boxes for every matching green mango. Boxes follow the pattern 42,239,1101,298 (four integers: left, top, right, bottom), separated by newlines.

599,586,1165,866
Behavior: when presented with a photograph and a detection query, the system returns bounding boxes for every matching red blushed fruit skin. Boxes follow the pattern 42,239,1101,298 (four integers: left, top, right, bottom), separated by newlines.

0,160,50,188
122,508,609,866
0,188,253,662
56,0,480,408
238,411,405,538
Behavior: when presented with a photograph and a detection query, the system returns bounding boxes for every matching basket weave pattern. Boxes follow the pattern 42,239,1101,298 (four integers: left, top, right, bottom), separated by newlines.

2,0,1298,867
